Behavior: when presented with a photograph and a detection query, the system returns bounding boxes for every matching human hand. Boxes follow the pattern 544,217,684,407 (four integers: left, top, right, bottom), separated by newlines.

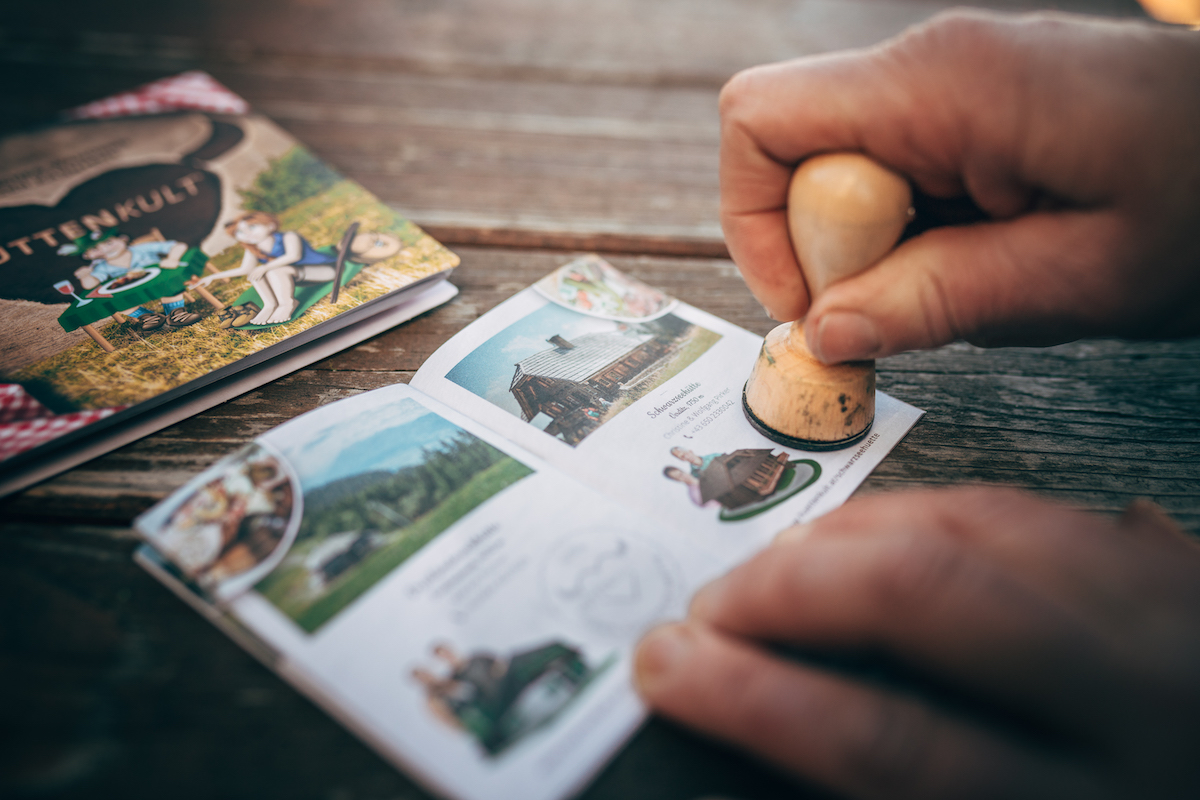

635,488,1200,799
719,10,1200,363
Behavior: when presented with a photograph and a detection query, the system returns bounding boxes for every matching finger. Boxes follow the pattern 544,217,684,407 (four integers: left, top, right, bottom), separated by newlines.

635,621,1100,800
718,119,807,321
800,487,1129,585
690,491,1115,726
718,11,1035,323
800,489,1200,677
717,49,909,323
804,208,1128,363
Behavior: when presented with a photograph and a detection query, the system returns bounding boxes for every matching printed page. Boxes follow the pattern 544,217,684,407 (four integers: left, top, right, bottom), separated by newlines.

412,256,924,564
134,382,722,800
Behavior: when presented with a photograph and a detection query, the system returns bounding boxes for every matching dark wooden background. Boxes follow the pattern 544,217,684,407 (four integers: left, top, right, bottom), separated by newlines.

2,1,1197,798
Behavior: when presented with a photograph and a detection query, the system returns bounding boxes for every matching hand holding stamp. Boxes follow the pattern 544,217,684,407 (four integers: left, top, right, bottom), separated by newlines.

742,153,912,449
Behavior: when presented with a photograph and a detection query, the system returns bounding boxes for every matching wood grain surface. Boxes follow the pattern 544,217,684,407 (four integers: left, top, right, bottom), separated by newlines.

1,1,1195,799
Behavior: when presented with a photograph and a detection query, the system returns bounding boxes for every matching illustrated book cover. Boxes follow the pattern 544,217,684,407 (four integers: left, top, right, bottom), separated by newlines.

0,71,460,497
134,256,924,800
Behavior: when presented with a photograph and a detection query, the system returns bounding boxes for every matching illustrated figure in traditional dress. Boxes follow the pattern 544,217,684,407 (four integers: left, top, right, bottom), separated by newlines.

58,227,203,332
669,446,719,477
195,211,339,325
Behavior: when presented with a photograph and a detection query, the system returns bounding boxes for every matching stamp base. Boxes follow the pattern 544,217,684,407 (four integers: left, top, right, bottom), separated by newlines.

742,384,873,451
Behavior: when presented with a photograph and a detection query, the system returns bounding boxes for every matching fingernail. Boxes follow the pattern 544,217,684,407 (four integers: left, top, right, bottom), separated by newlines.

760,303,776,321
633,623,694,696
809,312,881,364
773,523,812,546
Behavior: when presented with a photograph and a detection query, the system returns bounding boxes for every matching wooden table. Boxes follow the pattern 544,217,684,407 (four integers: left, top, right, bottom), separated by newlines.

2,1,1197,798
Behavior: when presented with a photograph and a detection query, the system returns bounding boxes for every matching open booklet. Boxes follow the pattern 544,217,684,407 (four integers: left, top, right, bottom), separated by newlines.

134,255,923,800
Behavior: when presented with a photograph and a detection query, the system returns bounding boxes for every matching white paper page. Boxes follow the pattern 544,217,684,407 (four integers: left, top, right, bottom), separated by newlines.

411,280,923,565
135,383,720,800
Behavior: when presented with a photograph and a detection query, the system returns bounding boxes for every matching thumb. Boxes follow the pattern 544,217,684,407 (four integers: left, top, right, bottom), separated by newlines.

804,208,1124,363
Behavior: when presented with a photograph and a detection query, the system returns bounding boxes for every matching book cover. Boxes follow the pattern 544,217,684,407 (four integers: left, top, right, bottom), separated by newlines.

0,72,459,488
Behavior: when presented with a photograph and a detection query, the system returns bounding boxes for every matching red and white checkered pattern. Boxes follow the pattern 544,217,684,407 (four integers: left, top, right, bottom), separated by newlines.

0,384,127,462
63,71,250,120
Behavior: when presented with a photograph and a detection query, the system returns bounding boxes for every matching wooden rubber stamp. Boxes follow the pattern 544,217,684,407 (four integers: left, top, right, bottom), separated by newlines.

742,152,912,450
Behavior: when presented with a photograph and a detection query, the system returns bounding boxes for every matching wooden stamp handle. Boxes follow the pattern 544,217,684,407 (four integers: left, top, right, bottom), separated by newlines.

787,152,912,298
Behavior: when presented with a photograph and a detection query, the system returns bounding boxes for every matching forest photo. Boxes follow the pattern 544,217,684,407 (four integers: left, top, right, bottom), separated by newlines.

255,396,533,633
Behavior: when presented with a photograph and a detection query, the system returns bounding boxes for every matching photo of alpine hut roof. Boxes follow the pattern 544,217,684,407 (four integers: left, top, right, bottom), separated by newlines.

509,330,670,445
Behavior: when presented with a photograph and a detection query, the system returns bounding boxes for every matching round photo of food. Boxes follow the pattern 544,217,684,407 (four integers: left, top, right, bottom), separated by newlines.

148,442,302,602
533,254,676,323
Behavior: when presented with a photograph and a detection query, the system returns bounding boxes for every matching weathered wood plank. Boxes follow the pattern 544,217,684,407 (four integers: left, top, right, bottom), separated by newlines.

0,0,1147,90
0,1,1151,242
0,60,727,240
0,65,725,243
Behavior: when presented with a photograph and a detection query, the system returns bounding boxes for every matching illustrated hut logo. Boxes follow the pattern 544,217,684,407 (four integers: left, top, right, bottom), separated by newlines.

697,449,789,510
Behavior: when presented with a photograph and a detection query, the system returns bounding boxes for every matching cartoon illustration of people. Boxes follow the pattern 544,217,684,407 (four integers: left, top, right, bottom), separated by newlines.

411,640,597,756
194,211,339,325
663,446,820,519
670,446,719,477
58,228,202,332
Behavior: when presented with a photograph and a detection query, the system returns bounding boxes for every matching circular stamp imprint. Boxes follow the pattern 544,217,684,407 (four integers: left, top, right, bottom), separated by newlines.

539,528,682,637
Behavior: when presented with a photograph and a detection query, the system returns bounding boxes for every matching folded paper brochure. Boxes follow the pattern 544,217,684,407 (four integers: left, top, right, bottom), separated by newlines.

0,71,459,496
135,256,923,800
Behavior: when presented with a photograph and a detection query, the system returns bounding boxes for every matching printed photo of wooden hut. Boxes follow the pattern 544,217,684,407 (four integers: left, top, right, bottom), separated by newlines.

446,302,721,446
509,331,671,444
